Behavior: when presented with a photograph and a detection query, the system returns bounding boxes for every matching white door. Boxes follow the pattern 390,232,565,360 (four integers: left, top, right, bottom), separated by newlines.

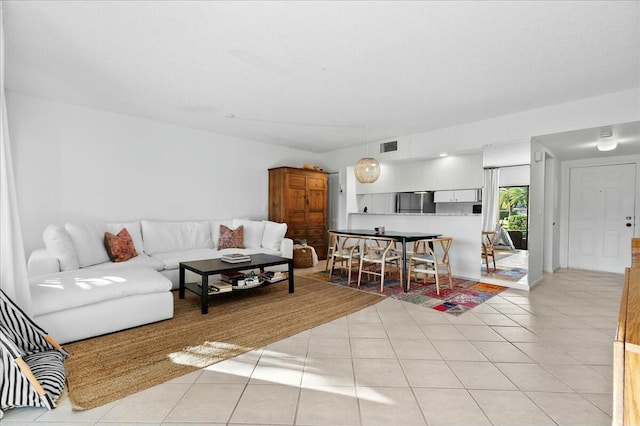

568,163,636,273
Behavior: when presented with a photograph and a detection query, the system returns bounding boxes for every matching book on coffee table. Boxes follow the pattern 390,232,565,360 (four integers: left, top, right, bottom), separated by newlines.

221,271,245,284
211,282,233,293
196,281,232,294
262,271,287,283
221,253,251,263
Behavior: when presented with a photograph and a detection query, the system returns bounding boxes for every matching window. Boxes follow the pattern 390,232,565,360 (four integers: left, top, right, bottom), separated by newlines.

499,186,529,249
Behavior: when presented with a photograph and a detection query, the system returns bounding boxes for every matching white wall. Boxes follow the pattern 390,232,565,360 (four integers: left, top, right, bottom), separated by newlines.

543,153,561,273
498,165,530,187
483,140,531,168
527,140,547,287
8,93,322,255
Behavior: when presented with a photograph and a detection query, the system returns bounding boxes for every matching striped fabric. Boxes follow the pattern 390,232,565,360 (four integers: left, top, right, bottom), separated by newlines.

0,290,68,414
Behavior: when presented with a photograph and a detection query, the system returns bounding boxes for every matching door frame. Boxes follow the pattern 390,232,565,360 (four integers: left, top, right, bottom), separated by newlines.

559,154,640,269
327,171,340,233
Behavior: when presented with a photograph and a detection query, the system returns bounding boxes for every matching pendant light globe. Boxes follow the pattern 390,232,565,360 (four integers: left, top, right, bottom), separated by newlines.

354,157,381,183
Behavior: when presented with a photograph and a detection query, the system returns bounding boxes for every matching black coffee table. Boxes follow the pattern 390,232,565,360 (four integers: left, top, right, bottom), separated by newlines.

179,254,294,314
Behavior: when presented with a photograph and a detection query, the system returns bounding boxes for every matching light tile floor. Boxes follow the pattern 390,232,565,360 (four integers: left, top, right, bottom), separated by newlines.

2,266,622,425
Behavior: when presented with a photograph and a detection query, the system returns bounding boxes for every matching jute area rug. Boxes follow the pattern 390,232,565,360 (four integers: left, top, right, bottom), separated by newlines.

64,275,383,411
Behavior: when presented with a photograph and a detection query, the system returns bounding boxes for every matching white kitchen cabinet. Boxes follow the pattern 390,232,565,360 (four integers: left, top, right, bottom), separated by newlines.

434,190,454,203
434,189,480,203
455,189,480,202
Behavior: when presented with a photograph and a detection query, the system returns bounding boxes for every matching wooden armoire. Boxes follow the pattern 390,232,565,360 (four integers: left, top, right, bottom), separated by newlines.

268,167,328,259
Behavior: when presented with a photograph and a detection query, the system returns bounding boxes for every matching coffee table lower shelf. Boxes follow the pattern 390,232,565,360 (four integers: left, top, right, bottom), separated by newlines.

178,254,294,314
184,277,287,296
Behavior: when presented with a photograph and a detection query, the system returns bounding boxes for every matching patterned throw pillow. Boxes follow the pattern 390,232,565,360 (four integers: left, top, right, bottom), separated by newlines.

104,228,138,262
218,225,245,249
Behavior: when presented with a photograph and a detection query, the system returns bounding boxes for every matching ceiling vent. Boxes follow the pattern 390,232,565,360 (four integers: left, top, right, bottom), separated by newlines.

599,127,613,138
380,141,398,153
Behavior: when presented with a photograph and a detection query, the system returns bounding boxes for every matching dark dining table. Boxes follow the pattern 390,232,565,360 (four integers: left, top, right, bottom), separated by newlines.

330,229,441,291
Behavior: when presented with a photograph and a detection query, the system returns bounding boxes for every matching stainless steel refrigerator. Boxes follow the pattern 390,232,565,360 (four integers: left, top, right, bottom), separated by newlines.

395,191,436,213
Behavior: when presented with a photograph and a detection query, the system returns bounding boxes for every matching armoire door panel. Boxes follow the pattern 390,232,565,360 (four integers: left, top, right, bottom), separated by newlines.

288,174,307,189
287,188,307,211
308,212,325,224
307,176,326,190
307,189,325,212
288,212,307,223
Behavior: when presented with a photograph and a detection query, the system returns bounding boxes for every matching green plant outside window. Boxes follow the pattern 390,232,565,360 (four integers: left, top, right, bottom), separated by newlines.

499,186,529,234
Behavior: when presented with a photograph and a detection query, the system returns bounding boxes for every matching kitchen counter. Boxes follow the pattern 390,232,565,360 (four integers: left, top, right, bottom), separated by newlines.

347,212,483,281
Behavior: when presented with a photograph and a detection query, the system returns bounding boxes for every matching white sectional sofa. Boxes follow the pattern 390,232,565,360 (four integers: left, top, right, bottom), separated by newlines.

27,218,292,344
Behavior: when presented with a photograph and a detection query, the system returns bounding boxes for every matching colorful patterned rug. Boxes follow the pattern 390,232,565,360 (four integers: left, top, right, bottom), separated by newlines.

481,266,527,282
306,271,507,316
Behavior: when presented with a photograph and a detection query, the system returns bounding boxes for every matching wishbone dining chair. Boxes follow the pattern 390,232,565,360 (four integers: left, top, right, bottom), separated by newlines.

482,231,497,272
408,237,453,295
328,232,361,285
357,236,403,293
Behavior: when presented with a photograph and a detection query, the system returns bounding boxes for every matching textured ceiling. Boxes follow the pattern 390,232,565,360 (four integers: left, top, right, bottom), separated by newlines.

4,1,640,153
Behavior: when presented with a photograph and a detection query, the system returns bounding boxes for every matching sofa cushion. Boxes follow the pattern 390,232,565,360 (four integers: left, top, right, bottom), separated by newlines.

261,221,288,252
218,247,277,256
85,254,165,272
151,248,220,270
141,220,213,254
43,224,80,271
29,266,172,317
65,222,144,268
232,219,266,249
218,225,244,250
104,228,138,262
211,219,234,248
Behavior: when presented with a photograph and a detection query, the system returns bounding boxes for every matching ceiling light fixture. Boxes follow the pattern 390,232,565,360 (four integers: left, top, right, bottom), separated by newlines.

597,140,618,152
354,127,381,184
597,126,617,152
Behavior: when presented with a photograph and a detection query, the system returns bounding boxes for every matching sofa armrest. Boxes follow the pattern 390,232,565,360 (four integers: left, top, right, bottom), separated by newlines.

28,249,61,278
280,238,293,259
264,238,294,274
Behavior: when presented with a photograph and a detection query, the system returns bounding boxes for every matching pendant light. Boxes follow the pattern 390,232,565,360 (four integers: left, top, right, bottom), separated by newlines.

354,127,381,183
